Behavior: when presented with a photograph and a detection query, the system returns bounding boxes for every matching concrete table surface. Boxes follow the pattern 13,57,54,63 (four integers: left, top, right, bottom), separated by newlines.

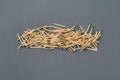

0,0,120,80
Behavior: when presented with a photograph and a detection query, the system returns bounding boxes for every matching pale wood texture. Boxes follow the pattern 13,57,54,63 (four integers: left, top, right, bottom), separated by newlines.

17,23,102,51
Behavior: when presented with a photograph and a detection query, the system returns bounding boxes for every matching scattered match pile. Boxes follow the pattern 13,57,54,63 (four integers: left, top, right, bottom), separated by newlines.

17,23,102,51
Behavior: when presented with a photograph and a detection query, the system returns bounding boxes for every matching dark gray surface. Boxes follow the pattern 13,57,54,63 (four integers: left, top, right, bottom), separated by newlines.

0,0,120,80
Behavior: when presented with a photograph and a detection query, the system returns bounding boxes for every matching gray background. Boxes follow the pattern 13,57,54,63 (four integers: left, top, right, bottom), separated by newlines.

0,0,120,80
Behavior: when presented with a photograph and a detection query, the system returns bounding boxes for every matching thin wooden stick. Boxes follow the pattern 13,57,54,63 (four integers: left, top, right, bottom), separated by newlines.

17,23,102,52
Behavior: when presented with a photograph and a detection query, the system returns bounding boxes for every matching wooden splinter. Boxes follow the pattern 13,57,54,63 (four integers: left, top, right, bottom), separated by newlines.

17,23,102,52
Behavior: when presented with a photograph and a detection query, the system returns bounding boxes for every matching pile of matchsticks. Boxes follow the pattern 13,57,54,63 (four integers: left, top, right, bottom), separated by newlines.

17,23,102,51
